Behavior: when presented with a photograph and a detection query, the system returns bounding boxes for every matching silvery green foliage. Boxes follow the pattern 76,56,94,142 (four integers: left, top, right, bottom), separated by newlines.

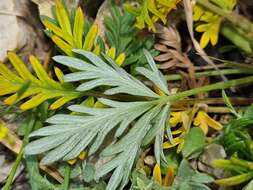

25,50,170,190
136,49,170,95
55,49,159,98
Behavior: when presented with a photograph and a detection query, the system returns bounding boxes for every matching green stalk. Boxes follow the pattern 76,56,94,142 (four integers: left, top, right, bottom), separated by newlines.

62,164,71,190
220,23,252,54
2,149,24,190
158,75,253,104
3,117,35,190
215,172,253,186
165,69,253,81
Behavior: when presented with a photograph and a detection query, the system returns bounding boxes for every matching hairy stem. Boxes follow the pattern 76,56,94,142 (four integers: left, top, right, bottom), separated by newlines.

62,164,71,190
158,75,253,104
165,69,253,81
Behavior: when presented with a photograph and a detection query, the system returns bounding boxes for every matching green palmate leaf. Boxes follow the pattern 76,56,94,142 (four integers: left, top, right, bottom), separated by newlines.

0,52,80,110
25,50,170,190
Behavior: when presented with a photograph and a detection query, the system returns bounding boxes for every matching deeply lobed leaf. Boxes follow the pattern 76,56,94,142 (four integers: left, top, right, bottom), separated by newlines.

0,52,80,110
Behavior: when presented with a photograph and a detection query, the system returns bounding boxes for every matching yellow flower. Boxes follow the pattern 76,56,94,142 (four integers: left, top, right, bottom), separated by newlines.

194,5,221,48
170,111,189,129
78,151,87,160
154,86,166,96
162,111,190,153
0,123,8,140
107,47,126,66
193,0,236,48
153,164,162,184
67,150,88,165
67,158,77,165
194,111,223,135
163,136,185,153
153,163,175,186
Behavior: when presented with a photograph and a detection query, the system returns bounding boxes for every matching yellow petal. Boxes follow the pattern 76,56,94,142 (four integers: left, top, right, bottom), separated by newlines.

67,159,77,165
153,164,162,185
163,137,182,149
163,167,174,186
107,47,116,60
194,111,204,126
199,122,209,135
176,139,184,153
194,111,208,134
154,85,166,96
193,5,204,21
171,127,184,135
195,24,208,32
115,53,126,66
169,112,182,127
93,44,101,55
205,114,223,131
200,31,210,48
181,111,189,130
78,151,87,160
210,19,221,46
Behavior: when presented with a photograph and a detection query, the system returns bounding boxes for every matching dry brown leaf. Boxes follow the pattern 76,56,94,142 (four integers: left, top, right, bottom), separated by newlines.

154,25,185,70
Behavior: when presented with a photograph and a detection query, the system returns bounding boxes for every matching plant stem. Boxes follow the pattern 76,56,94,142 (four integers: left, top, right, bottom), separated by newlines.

62,164,71,190
221,23,252,54
2,149,24,190
2,117,35,190
158,75,253,104
165,69,252,81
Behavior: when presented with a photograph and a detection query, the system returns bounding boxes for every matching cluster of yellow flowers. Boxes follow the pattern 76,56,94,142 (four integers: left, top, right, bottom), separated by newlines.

193,0,237,48
125,0,181,32
163,109,223,152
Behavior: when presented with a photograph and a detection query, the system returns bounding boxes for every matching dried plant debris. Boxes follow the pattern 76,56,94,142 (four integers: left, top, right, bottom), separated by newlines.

154,25,187,69
1,0,253,190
